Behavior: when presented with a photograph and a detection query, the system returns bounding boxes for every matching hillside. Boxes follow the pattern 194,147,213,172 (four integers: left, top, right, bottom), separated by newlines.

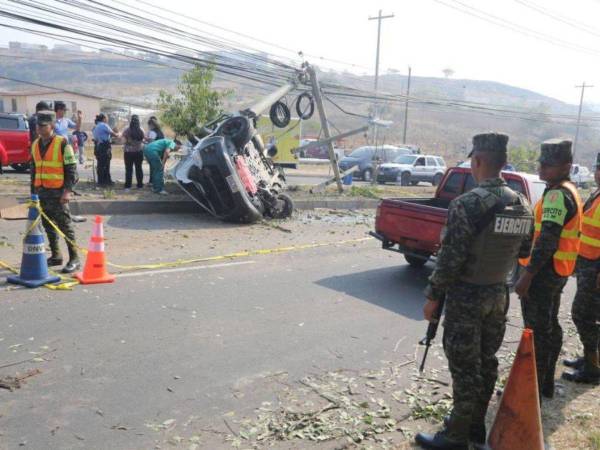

0,48,598,166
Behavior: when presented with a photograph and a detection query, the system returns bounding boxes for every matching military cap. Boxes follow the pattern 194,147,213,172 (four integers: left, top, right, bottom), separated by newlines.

468,132,509,157
538,139,572,165
36,111,56,125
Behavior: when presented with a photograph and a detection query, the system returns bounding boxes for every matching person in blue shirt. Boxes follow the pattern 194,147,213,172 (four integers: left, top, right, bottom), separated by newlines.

143,138,182,194
92,113,119,187
54,101,82,140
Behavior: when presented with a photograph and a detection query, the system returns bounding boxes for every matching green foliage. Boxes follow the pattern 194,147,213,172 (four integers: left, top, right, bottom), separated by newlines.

156,64,228,137
509,144,538,173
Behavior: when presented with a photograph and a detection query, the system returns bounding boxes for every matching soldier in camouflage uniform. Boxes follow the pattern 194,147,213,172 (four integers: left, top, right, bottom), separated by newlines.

515,139,583,398
30,112,81,274
562,153,600,384
416,133,533,450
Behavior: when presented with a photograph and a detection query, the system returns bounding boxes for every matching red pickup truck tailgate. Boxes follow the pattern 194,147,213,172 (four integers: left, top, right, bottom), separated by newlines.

376,198,447,253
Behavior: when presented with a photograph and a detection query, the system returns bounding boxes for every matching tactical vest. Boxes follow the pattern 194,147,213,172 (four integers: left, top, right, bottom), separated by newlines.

519,181,582,276
32,135,65,189
579,192,600,260
460,186,534,285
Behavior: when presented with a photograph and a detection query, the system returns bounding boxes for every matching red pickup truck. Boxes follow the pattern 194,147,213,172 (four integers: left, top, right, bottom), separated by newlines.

371,166,546,274
0,113,31,172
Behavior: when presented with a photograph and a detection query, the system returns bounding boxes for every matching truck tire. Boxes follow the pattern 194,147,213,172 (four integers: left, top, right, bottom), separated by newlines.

363,169,372,182
432,173,443,186
10,163,29,173
400,172,411,186
405,253,428,268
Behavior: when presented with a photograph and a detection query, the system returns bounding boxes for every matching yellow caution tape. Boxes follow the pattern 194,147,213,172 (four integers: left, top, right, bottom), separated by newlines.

2,203,375,289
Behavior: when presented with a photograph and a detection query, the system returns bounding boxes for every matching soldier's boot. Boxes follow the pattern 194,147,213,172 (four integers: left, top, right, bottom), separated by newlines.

541,376,555,399
416,415,469,450
61,245,81,274
562,350,600,385
46,240,63,267
563,356,585,370
442,416,486,446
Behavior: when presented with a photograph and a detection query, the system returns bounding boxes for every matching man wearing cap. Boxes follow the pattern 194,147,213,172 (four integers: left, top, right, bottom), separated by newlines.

561,153,600,384
516,139,583,398
28,101,50,143
30,111,81,273
416,133,533,450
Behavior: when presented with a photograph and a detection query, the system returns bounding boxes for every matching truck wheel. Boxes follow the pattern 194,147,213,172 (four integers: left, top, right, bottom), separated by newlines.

271,193,294,219
399,172,411,186
432,173,443,186
405,254,428,268
10,163,29,173
363,169,372,182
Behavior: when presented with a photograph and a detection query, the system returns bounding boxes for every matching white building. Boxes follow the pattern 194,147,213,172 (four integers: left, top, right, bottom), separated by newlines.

0,89,101,129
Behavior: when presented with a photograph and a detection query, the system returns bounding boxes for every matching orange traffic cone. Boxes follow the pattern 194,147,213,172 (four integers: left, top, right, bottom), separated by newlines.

74,215,115,284
488,328,544,450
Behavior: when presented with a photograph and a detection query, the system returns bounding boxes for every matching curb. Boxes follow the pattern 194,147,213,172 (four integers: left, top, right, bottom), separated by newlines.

68,198,380,215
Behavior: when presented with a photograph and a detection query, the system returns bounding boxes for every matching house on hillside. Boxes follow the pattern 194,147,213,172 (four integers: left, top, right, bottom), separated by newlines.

0,89,101,128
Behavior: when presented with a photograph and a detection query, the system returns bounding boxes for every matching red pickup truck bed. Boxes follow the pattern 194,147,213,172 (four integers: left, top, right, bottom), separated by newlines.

371,166,543,269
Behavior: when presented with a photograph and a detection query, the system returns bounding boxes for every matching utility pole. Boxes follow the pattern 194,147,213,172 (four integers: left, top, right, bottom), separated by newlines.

306,64,343,193
368,10,394,183
402,66,412,144
573,82,593,160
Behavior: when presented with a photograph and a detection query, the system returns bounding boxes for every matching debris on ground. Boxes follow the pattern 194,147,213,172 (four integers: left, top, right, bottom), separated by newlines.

0,369,42,391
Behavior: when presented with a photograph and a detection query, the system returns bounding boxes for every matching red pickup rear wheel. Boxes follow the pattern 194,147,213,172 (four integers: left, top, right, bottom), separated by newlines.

10,163,29,173
404,254,428,268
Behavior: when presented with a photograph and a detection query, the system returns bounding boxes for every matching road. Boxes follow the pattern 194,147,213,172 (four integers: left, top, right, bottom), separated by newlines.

0,212,586,449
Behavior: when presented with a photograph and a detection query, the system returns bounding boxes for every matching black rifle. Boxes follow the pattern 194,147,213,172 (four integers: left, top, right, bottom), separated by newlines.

419,294,446,372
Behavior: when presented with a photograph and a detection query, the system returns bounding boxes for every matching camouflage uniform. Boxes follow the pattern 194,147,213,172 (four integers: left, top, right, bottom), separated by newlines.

424,177,532,443
572,254,600,353
30,115,79,263
569,188,600,365
521,139,580,397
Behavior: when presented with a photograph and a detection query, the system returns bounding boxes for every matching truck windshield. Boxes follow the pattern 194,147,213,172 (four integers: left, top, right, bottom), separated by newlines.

393,155,418,164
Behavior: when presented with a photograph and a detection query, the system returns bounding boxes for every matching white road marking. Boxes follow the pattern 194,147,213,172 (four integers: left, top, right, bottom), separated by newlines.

116,260,256,278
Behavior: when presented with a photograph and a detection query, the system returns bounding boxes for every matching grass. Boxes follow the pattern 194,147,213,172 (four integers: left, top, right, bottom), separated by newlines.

589,432,600,450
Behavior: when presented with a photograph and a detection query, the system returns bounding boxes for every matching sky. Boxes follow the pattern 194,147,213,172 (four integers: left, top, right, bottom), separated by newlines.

2,0,600,106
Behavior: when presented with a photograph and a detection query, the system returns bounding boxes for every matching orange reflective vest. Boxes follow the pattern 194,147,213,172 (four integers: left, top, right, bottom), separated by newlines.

579,193,600,260
32,135,65,189
519,181,582,276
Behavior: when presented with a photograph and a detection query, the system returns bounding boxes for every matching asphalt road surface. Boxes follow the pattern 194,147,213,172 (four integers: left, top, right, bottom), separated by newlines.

0,212,582,450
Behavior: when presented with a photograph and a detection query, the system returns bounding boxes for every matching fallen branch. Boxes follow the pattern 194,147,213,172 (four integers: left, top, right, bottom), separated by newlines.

0,349,57,369
298,379,340,406
223,418,238,437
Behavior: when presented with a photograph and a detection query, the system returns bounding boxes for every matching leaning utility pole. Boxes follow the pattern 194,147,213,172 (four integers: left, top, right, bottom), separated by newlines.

402,66,412,144
573,82,593,160
368,10,394,183
306,64,344,193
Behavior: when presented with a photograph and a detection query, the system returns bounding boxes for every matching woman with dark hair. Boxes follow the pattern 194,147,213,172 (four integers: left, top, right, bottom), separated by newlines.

146,116,165,142
122,115,145,190
92,113,119,187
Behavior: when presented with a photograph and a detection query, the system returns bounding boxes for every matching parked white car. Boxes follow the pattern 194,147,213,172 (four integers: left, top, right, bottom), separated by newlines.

571,164,594,188
377,154,447,186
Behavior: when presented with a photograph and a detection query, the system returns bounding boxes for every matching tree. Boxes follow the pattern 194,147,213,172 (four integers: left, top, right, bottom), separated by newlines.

157,64,228,137
509,144,538,173
442,68,455,78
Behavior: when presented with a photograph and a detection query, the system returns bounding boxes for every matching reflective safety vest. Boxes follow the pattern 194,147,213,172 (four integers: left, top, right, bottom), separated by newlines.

32,135,65,189
519,181,582,276
579,193,600,260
